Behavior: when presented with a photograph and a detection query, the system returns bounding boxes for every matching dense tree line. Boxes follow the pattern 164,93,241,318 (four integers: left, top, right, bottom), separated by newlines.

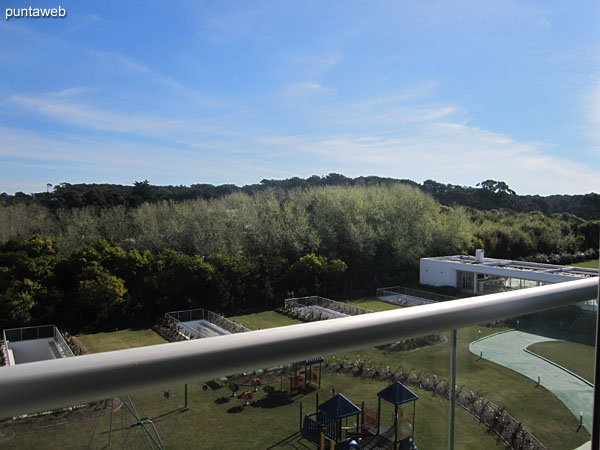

2,175,599,220
469,210,597,261
1,183,597,332
0,184,472,269
0,184,469,330
0,236,349,331
421,179,600,220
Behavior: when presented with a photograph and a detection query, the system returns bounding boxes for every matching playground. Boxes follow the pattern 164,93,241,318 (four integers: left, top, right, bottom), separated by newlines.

299,382,419,450
0,370,500,450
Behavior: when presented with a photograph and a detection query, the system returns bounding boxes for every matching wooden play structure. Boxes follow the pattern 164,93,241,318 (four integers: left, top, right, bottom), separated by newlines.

300,382,419,450
376,382,418,449
281,357,323,394
301,393,361,449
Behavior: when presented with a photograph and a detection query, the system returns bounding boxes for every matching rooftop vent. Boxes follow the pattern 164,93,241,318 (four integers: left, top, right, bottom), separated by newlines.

476,249,485,263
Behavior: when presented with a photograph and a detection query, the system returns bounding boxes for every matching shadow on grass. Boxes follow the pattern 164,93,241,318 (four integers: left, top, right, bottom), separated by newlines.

215,397,230,405
226,406,244,414
250,393,294,409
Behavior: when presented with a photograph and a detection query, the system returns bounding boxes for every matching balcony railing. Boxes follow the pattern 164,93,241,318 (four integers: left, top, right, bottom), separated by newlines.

0,277,597,447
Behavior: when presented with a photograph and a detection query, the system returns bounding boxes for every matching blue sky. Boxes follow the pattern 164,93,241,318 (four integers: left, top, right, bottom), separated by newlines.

1,0,599,195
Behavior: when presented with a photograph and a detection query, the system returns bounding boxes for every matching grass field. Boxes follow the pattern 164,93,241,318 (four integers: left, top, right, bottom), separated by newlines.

2,372,500,450
572,259,599,269
326,324,589,450
527,340,595,384
229,310,302,330
77,329,167,353
1,306,591,449
349,297,401,312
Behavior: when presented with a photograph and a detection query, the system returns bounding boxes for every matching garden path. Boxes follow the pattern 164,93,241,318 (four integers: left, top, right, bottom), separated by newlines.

469,330,594,433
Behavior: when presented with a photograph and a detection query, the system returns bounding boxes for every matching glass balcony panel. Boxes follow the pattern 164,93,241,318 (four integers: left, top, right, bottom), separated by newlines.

456,299,597,450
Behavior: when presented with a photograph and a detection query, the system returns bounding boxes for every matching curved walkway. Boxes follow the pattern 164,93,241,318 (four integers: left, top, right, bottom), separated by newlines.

469,330,593,433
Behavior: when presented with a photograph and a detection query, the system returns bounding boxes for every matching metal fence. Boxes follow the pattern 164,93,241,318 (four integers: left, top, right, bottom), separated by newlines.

0,336,8,366
376,286,456,305
284,296,373,320
52,327,76,359
3,324,55,342
165,308,250,340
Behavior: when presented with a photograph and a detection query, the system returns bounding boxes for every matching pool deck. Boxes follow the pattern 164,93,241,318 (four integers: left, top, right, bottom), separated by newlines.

8,338,65,364
178,319,231,338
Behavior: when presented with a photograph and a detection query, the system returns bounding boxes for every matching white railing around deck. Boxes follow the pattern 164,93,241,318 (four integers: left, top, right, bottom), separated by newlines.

165,308,250,337
284,295,373,316
0,277,597,420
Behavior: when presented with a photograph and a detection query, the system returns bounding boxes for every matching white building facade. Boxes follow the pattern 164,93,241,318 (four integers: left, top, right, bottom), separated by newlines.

420,250,598,295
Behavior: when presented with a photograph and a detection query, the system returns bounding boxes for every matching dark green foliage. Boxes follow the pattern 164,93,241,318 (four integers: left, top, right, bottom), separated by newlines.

477,180,516,195
470,210,584,260
0,236,60,327
0,234,346,329
287,253,347,297
578,220,600,251
2,175,597,219
209,253,259,312
0,180,597,331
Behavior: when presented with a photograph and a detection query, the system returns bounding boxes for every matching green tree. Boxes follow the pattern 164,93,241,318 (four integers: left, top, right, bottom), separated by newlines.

288,254,347,297
78,263,127,322
0,236,60,327
210,253,259,312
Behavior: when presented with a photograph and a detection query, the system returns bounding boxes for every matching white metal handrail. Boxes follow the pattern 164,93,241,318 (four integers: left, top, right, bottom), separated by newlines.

0,277,597,419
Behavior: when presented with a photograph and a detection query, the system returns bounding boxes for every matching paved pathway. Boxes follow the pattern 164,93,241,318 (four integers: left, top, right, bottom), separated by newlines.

469,330,594,433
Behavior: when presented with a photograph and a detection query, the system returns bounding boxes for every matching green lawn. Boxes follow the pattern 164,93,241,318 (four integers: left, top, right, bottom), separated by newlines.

329,325,589,450
2,373,500,450
228,310,302,330
77,328,167,354
572,259,599,269
349,297,401,312
527,340,595,384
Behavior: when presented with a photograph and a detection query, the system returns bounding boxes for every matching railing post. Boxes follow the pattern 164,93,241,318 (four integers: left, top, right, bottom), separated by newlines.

448,329,457,450
592,278,600,450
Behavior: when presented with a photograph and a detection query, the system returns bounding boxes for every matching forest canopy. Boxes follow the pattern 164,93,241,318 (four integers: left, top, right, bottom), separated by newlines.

1,179,598,331
2,175,599,220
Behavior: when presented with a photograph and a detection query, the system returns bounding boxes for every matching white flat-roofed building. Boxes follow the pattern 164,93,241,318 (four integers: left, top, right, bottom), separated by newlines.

420,249,598,297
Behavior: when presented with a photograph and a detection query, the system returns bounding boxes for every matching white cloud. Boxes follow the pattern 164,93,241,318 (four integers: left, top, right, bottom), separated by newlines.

2,114,598,195
288,82,332,94
351,82,440,108
3,80,598,196
0,127,294,192
9,95,223,137
47,87,93,98
256,121,600,195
